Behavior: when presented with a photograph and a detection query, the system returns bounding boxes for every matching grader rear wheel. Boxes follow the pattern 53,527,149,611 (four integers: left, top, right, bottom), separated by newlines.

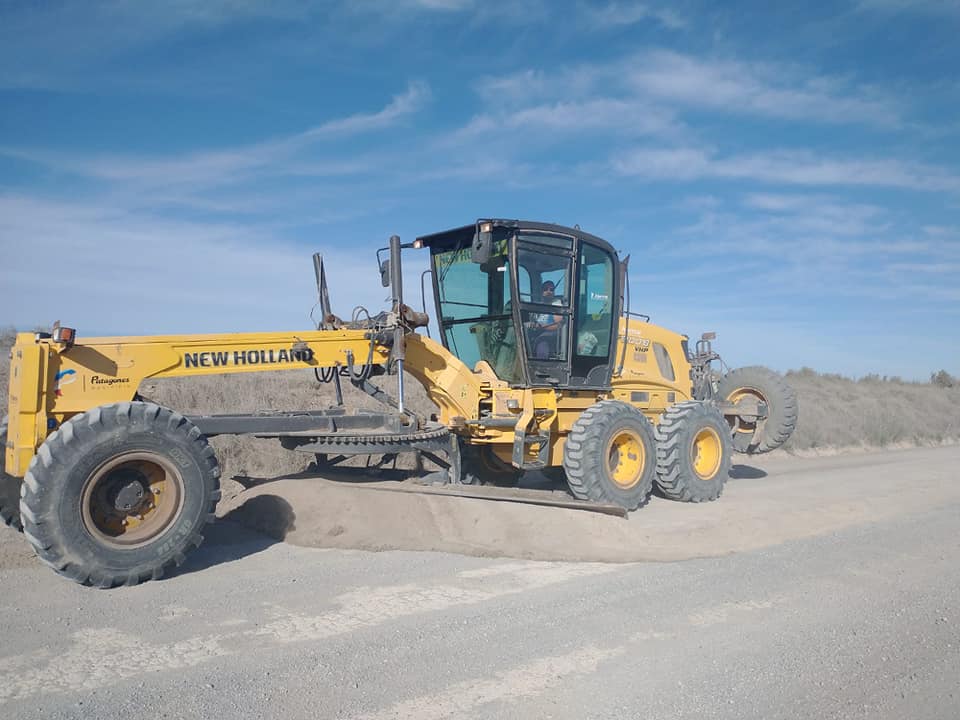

0,416,23,531
717,366,798,454
563,400,657,510
655,401,732,502
19,402,220,588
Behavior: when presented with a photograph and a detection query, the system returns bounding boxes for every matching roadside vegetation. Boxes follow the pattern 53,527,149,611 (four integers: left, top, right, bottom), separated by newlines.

0,327,14,412
2,327,958,478
781,368,960,453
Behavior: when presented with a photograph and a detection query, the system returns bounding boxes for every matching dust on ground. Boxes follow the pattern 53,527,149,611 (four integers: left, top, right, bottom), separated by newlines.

0,532,36,570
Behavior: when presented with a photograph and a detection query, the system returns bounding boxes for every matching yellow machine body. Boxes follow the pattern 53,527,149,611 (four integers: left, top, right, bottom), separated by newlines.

5,316,690,478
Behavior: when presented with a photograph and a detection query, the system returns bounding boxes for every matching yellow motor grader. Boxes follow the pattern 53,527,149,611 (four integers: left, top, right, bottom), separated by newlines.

2,219,796,586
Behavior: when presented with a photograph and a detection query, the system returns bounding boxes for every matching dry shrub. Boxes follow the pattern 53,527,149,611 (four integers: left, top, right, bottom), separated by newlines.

931,370,957,388
0,327,15,404
782,369,960,452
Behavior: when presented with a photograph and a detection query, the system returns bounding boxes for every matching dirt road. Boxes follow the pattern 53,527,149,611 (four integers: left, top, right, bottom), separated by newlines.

1,446,959,719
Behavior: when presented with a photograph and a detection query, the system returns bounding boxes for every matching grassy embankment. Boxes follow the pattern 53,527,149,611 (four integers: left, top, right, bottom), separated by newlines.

2,327,958,481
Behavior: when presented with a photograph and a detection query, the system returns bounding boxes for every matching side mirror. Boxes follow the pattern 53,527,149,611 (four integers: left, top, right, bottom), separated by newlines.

380,259,391,288
471,224,493,265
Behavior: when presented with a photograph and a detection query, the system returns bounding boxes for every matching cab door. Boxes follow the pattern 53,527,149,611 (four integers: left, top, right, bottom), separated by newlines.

570,241,618,387
513,231,576,387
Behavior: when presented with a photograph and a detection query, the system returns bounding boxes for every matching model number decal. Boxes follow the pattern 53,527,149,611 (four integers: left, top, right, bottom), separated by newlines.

183,348,315,369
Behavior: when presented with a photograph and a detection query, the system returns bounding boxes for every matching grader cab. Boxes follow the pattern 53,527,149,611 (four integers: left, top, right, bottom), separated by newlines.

1,218,797,587
424,221,621,390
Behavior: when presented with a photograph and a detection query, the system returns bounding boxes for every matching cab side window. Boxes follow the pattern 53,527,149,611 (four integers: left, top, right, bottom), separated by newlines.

575,245,614,359
517,235,573,363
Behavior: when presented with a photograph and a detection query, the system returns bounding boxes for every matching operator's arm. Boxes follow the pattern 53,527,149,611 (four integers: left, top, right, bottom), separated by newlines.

543,313,562,331
545,299,563,330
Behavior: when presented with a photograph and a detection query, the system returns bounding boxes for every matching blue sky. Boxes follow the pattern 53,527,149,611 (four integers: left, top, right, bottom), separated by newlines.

1,0,958,380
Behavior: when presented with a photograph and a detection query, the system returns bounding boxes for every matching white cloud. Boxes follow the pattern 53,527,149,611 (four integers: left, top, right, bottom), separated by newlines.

739,193,890,238
298,81,430,139
475,49,903,129
1,82,429,191
612,147,960,192
0,1,546,90
350,0,548,24
448,99,680,144
624,50,901,127
0,195,411,335
579,2,685,29
613,147,710,179
475,70,552,102
556,196,936,377
638,190,960,323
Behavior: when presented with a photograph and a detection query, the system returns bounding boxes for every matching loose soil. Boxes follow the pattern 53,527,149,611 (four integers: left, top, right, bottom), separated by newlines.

217,445,960,563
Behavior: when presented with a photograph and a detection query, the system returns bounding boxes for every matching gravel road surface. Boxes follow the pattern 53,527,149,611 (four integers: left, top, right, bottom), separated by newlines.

1,446,959,719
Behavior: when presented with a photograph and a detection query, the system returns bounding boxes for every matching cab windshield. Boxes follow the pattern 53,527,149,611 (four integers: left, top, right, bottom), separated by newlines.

432,240,522,384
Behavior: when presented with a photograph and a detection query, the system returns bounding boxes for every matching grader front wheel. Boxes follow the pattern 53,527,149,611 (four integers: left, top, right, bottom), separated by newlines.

80,451,186,547
563,400,657,510
19,402,221,588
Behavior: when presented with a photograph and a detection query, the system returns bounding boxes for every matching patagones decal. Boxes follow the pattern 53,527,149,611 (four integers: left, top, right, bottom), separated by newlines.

183,348,315,369
91,376,131,387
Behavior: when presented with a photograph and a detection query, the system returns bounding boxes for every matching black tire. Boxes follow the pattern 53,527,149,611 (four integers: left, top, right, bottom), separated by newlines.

19,402,220,588
717,366,798,454
655,401,732,502
563,400,657,510
460,443,522,486
1,415,23,531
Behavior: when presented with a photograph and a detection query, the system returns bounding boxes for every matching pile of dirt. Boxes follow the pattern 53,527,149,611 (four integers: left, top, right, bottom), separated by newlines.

218,447,960,563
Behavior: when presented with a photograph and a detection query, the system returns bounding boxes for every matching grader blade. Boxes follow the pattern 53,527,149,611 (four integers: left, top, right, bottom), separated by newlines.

387,483,630,518
285,473,630,519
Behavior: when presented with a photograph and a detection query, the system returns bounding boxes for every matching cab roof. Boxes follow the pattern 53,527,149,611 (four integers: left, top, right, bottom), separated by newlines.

415,219,618,257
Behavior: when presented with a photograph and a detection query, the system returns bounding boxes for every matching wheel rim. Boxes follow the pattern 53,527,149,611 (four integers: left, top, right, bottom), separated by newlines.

605,429,646,489
81,452,185,548
691,427,722,480
727,387,765,436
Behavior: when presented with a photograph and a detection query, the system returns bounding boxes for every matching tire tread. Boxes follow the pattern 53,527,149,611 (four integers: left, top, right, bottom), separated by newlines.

655,401,732,503
718,366,798,454
562,400,657,510
19,402,220,588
